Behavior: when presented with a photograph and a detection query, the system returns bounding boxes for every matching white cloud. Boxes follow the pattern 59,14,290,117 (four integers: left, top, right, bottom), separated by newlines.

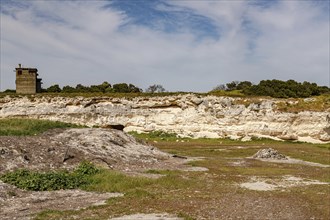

0,0,329,92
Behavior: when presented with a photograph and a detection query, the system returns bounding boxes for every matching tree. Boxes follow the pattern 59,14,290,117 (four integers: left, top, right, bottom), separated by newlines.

75,84,90,93
98,81,111,93
226,81,239,91
243,79,328,98
113,83,142,93
46,84,61,93
62,85,76,93
236,81,252,90
128,84,142,93
113,83,130,93
146,84,166,93
211,84,227,92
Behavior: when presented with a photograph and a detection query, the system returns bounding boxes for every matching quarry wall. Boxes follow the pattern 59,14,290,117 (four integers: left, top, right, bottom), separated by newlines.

0,94,329,143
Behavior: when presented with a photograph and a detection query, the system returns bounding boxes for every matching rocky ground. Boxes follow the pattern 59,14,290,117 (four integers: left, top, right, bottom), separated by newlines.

0,128,329,219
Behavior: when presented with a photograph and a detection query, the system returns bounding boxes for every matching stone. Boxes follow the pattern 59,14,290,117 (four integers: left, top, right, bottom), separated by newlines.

253,148,288,160
241,136,252,142
279,133,298,141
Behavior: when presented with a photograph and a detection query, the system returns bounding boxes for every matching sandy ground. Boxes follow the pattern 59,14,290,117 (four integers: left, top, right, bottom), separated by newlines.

110,213,183,220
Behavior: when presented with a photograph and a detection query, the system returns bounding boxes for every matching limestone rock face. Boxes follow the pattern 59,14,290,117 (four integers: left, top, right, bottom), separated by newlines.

0,94,329,144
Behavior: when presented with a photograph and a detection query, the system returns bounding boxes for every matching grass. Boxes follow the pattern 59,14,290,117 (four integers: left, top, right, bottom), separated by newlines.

275,94,330,112
0,118,83,136
83,170,155,193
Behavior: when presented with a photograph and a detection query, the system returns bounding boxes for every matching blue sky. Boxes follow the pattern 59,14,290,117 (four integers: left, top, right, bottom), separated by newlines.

0,0,329,92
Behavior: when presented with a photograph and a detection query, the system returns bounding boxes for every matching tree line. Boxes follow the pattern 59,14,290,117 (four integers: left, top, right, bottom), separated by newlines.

212,79,329,98
44,82,142,93
41,82,167,94
3,79,329,98
3,82,166,94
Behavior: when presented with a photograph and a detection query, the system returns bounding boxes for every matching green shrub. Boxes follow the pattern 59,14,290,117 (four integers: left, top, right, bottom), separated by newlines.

0,161,99,191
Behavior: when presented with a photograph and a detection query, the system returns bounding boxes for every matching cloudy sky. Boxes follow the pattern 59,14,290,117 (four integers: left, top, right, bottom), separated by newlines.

0,0,329,92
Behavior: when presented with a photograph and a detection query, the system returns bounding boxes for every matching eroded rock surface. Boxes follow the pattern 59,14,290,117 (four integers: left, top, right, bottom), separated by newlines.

0,128,172,174
0,94,329,143
240,175,328,191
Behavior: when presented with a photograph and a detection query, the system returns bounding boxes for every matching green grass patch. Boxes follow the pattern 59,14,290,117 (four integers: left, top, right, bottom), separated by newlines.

0,118,83,136
129,130,188,142
34,210,65,220
83,170,155,193
145,169,176,175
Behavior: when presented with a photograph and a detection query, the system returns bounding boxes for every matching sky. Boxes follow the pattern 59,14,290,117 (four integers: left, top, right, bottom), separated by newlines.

0,0,329,92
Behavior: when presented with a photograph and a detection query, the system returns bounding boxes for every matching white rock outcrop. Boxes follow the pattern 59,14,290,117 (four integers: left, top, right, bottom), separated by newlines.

0,94,329,143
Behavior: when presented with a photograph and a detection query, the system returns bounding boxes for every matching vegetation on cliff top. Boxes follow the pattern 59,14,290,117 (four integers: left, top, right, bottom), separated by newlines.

211,79,329,98
2,79,329,99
